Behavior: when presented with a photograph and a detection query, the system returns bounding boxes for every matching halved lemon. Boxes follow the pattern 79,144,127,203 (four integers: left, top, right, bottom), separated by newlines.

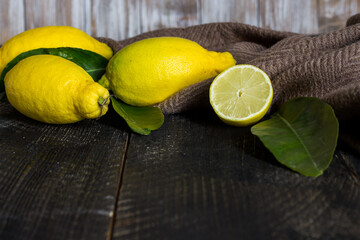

209,64,273,126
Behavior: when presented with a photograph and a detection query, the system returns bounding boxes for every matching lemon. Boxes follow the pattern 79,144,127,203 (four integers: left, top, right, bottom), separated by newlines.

0,26,113,75
99,37,236,106
209,65,273,126
4,55,110,124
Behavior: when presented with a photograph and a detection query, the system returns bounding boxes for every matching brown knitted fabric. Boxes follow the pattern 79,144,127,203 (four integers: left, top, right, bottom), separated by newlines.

96,24,295,114
98,14,360,152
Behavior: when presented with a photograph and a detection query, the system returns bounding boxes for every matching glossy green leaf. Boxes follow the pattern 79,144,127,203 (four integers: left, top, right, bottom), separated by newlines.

251,97,339,177
0,47,108,93
111,97,164,135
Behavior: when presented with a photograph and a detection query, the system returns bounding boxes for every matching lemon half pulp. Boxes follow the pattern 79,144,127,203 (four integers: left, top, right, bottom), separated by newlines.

209,64,273,126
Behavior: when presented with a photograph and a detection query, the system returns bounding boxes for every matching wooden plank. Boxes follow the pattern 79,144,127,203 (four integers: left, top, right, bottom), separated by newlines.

0,102,128,239
25,0,70,29
112,109,360,239
200,0,258,26
0,0,25,44
317,0,360,33
259,0,319,33
70,0,92,35
91,0,141,40
24,0,91,33
140,0,200,33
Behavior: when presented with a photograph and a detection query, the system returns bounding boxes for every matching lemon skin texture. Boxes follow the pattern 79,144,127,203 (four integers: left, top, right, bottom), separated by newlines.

99,37,236,106
4,55,110,124
0,26,113,75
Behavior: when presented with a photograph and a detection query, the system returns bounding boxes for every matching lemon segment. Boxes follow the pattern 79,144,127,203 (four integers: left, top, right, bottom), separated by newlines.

209,65,273,126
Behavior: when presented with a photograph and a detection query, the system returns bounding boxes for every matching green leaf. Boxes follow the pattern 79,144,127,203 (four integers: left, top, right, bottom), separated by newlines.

111,97,164,135
0,47,108,93
251,97,339,177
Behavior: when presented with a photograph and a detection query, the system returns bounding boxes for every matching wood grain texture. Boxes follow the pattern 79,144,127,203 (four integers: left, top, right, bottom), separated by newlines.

1,1,360,239
317,0,360,33
91,0,141,40
24,0,91,33
0,0,25,44
70,0,92,35
25,0,72,29
259,0,319,34
200,0,258,26
1,0,360,43
112,110,360,240
0,103,128,240
140,0,200,33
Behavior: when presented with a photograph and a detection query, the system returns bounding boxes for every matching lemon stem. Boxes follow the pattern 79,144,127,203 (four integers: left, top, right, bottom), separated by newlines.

96,95,112,120
98,96,106,106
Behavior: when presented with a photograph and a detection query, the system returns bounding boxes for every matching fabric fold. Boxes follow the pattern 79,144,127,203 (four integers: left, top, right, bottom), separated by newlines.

98,13,360,153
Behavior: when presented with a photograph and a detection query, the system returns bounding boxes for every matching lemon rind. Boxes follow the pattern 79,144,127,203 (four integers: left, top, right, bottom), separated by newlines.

209,64,273,124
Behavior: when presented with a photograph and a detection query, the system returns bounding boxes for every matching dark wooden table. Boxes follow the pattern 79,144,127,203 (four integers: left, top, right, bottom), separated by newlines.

1,100,360,240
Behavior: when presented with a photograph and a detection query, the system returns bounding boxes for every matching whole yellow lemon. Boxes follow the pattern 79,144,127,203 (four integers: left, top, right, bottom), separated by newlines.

99,37,236,106
0,26,113,75
5,55,110,124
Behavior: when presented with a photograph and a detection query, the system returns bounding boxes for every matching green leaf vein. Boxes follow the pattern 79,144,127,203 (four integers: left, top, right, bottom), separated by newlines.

276,113,320,172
